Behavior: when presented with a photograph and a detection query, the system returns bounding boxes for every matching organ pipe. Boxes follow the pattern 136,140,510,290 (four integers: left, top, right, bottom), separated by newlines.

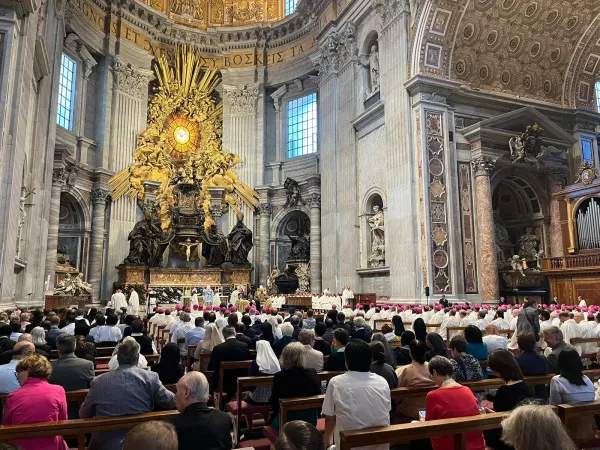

577,197,600,250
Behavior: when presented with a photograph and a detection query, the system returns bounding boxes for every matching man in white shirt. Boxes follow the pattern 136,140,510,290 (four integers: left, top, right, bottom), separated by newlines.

491,310,510,331
61,312,77,336
110,289,128,311
561,314,583,355
483,324,508,353
508,308,519,330
128,287,140,316
298,329,323,372
578,296,587,308
474,311,487,331
322,339,391,450
0,341,34,393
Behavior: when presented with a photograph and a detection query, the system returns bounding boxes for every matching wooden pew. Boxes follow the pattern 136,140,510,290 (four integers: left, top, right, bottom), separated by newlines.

186,344,198,370
50,346,116,361
232,371,343,445
557,400,600,447
446,326,467,342
570,337,600,359
0,411,179,450
426,324,441,330
214,360,253,410
338,412,509,450
192,349,257,373
95,354,160,366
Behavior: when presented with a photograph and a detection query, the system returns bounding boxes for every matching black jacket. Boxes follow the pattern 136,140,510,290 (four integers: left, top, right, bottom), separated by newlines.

352,328,373,343
131,334,154,355
207,338,250,395
244,327,257,340
313,338,331,356
269,367,321,423
236,333,254,350
272,336,295,358
172,402,232,450
326,350,347,372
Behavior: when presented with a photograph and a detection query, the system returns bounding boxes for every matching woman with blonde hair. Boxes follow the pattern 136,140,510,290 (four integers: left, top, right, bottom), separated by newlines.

4,353,68,450
31,326,51,355
501,404,576,450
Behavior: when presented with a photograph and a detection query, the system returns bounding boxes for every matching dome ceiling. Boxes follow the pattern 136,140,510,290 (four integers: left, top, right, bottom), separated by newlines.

413,0,600,109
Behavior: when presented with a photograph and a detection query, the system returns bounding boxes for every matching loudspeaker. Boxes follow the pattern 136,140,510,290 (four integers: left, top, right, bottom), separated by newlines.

425,286,430,297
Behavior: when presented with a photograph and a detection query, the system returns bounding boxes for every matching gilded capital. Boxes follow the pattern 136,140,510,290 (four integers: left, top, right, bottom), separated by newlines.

470,157,496,177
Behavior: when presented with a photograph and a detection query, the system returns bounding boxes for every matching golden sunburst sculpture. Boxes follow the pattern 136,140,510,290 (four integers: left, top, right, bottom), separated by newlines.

109,45,259,232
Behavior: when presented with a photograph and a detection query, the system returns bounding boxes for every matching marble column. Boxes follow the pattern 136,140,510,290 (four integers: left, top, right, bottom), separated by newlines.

257,203,271,287
44,168,68,289
546,169,566,257
471,157,498,302
88,188,108,302
374,0,417,300
308,193,322,294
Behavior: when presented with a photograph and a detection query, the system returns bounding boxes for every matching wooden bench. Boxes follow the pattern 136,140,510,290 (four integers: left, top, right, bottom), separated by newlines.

0,410,179,450
94,354,160,369
426,323,441,330
446,326,467,342
557,400,600,447
214,360,253,410
570,337,600,359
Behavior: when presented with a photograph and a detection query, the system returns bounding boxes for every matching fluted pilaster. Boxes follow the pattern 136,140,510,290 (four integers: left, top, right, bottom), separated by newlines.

88,188,109,302
308,193,322,293
257,203,272,287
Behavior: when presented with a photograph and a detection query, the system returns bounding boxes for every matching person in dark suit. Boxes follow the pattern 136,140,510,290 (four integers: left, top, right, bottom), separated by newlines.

241,315,257,340
0,324,15,353
313,321,332,356
290,315,302,340
326,328,349,372
333,313,351,333
235,322,254,349
49,334,95,418
269,342,321,429
272,322,296,357
516,332,549,398
172,371,232,450
351,317,372,343
207,326,250,402
46,316,65,350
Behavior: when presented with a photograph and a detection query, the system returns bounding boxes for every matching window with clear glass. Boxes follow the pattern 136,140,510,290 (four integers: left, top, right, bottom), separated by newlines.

596,81,600,113
286,93,317,159
285,0,297,16
582,138,594,163
57,54,77,131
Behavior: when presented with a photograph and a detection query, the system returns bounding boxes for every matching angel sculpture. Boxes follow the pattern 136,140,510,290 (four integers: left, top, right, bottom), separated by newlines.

508,124,562,169
509,255,526,277
295,263,311,293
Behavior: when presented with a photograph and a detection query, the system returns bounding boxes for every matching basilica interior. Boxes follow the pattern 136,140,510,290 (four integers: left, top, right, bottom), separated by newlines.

1,0,600,310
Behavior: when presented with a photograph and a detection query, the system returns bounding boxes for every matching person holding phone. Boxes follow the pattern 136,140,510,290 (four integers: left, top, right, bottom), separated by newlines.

424,356,485,450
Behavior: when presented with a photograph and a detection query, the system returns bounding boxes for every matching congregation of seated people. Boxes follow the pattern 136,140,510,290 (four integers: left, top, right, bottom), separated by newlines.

0,298,598,450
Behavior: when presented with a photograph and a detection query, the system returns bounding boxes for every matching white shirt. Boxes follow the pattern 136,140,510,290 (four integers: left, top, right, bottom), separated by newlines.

95,325,123,343
0,359,20,393
482,335,508,354
108,353,148,370
61,323,76,336
322,371,391,450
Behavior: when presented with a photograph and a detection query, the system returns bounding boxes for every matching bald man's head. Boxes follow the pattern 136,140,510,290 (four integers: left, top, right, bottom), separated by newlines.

12,341,35,360
18,333,32,343
485,324,498,335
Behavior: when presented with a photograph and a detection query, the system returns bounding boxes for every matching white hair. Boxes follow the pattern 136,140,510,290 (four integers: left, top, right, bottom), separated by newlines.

31,327,47,346
280,322,294,337
298,329,315,345
180,372,210,403
354,317,367,328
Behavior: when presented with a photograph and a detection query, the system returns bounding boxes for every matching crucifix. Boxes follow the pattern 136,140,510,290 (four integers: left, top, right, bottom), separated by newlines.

179,238,200,267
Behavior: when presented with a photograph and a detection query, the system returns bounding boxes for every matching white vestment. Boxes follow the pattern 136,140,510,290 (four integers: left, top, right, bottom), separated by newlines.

128,291,140,316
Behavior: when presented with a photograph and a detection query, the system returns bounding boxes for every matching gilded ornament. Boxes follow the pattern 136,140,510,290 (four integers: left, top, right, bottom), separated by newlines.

109,45,259,233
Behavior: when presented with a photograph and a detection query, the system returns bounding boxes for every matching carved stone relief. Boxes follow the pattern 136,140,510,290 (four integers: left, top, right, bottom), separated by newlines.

224,84,259,114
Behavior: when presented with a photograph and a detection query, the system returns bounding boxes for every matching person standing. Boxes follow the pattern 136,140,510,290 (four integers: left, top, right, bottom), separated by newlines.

128,287,140,316
516,299,540,342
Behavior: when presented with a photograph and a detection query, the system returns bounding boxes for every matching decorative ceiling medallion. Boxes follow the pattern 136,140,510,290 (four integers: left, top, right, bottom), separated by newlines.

456,59,467,76
463,23,475,40
550,48,561,63
575,162,599,185
525,2,538,17
508,36,521,52
479,65,489,80
430,180,446,199
523,75,533,89
432,226,448,247
530,42,541,57
502,0,516,10
566,17,578,31
543,80,552,94
545,9,559,25
501,70,511,84
487,30,498,46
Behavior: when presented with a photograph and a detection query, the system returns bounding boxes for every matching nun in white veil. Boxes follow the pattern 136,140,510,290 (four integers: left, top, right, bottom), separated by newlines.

244,340,281,405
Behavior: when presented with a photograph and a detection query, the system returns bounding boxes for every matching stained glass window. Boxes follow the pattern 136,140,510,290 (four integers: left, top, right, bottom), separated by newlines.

57,54,77,131
287,93,317,159
582,138,594,163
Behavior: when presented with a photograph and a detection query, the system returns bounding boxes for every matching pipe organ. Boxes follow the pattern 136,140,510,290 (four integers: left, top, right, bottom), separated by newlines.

576,197,600,250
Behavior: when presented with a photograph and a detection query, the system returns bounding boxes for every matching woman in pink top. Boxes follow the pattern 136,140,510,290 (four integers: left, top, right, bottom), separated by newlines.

4,353,68,450
424,355,485,450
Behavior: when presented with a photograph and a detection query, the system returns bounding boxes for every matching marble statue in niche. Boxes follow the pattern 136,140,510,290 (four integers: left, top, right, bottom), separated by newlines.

518,227,540,262
226,212,253,266
284,178,303,207
368,44,380,94
368,205,385,267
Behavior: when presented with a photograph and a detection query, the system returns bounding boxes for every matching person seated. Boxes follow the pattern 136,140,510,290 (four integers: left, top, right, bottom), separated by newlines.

88,313,105,342
49,334,95,418
272,322,296,358
322,340,391,449
484,349,534,450
241,315,257,340
313,321,332,356
544,326,576,374
333,312,350,333
0,341,35,394
326,328,349,372
244,340,280,405
382,323,402,350
351,317,372,342
274,420,326,450
387,316,405,350
4,353,69,450
501,404,577,450
482,324,508,354
235,322,254,349
515,332,548,398
549,348,597,441
269,342,321,429
9,320,21,341
290,315,302,340
370,341,398,424
207,326,250,403
425,356,486,450
79,339,175,449
302,310,317,330
395,330,415,366
396,339,435,420
0,324,15,353
299,329,324,372
108,337,148,370
171,372,232,450
425,332,451,361
151,343,185,385
449,335,483,382
94,313,122,346
322,319,335,344
129,319,156,355
122,421,178,450
31,326,51,355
